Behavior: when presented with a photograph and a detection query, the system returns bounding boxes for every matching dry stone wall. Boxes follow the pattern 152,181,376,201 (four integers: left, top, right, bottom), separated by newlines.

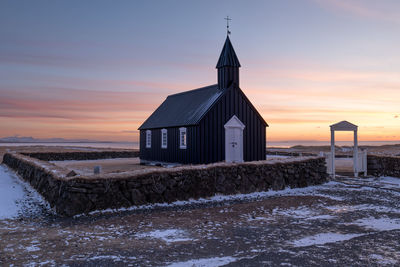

367,155,400,177
3,153,328,216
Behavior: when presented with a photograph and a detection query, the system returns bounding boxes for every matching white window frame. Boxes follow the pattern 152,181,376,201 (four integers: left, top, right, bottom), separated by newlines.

179,127,187,149
161,128,167,149
145,130,151,148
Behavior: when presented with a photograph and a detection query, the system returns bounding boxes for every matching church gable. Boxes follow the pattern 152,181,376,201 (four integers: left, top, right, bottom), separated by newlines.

199,84,267,127
234,86,268,127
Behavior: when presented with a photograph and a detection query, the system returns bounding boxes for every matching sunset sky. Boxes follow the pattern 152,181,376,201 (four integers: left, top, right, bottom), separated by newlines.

1,0,399,142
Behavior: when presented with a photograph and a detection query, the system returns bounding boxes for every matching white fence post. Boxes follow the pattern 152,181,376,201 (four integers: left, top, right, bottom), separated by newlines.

356,149,368,177
363,149,367,176
322,152,333,177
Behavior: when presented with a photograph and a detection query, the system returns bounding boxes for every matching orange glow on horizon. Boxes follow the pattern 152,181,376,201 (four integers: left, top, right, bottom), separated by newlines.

1,64,400,142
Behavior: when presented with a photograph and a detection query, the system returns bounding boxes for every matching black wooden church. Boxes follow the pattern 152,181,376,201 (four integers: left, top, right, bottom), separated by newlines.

138,35,268,165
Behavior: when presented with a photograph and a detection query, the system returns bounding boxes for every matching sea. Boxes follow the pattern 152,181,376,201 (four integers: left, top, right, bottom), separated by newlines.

0,141,399,149
267,140,400,148
0,142,139,149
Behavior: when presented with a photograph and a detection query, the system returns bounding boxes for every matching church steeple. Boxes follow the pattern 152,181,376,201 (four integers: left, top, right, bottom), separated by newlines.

216,35,241,89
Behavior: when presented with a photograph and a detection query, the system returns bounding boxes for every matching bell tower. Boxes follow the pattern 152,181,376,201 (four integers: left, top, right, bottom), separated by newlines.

216,35,241,89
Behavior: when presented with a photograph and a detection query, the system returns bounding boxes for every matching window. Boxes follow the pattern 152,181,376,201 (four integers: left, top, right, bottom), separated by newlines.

179,127,187,149
146,130,151,148
161,129,167,149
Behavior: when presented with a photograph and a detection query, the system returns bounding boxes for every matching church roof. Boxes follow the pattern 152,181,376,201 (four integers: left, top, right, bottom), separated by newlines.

216,36,241,68
138,84,223,130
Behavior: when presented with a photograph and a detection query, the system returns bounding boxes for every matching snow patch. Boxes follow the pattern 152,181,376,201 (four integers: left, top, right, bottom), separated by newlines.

87,255,133,261
1,164,51,219
352,204,400,214
325,205,355,214
135,229,192,243
292,232,362,247
306,214,336,220
273,206,314,218
0,165,26,219
272,206,335,221
339,176,400,191
369,254,398,265
247,215,274,222
354,217,400,231
377,176,400,189
25,243,40,252
324,203,399,215
166,256,237,267
0,164,50,219
38,260,56,266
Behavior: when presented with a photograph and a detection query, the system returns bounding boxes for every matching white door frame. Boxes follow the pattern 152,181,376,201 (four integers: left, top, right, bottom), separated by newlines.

224,115,245,163
329,120,359,178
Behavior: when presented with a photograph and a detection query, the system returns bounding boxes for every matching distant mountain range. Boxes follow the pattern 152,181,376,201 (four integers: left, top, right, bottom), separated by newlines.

0,136,113,143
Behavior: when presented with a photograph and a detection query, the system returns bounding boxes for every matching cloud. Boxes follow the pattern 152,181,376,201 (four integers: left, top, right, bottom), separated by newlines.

249,67,400,84
0,52,87,68
0,87,163,121
266,118,329,124
0,49,210,72
121,130,139,133
312,0,400,25
1,71,193,94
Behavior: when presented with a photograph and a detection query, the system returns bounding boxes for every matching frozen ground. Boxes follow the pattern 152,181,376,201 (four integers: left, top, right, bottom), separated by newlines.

0,165,49,219
0,165,400,266
0,165,26,219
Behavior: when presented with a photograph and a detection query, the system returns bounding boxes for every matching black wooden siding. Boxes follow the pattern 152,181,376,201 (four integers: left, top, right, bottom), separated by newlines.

140,86,266,164
217,67,239,89
198,86,266,164
140,126,198,164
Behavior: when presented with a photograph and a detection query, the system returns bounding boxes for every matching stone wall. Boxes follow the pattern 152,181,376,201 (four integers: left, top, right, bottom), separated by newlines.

3,153,328,216
367,155,400,177
22,151,139,161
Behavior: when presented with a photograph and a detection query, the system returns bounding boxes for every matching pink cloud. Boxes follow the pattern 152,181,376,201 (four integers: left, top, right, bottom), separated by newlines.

248,67,400,84
0,87,163,121
0,49,211,72
313,0,400,24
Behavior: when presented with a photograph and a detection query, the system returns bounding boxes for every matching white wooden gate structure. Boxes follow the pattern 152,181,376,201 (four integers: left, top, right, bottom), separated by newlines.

322,150,367,177
325,121,367,177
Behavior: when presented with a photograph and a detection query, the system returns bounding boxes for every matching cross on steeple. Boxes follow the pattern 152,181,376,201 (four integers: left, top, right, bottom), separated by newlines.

224,16,231,35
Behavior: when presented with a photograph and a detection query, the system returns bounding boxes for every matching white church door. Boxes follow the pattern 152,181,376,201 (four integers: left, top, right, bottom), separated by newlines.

224,115,245,163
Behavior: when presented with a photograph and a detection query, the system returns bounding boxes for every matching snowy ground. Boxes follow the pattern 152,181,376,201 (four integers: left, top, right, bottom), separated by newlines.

0,165,400,266
0,165,50,219
0,165,26,219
